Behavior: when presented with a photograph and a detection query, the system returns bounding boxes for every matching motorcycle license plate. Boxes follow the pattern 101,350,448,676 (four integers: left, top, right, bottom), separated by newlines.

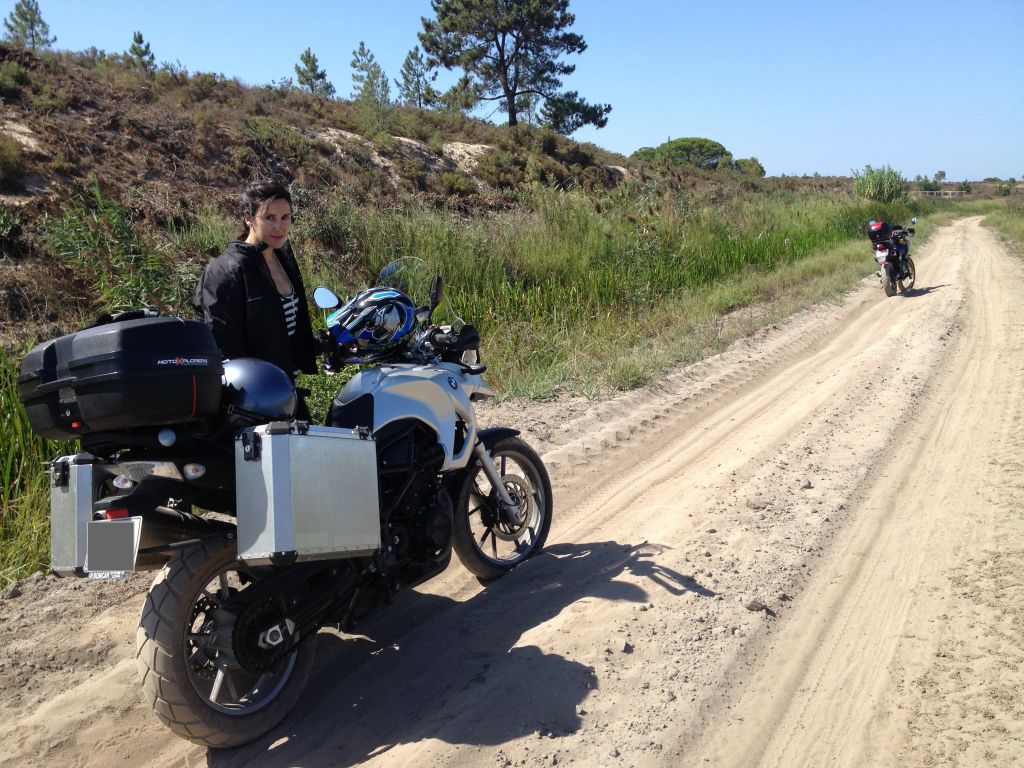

874,249,888,263
86,517,142,577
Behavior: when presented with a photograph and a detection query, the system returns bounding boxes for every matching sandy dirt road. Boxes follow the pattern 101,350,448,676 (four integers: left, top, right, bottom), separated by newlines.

1,216,1022,767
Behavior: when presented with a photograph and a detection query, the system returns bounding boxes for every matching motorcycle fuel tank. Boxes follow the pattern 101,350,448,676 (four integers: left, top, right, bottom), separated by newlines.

334,363,490,472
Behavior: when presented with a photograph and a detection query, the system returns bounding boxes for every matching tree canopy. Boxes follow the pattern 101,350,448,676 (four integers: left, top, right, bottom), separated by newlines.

294,48,336,97
3,0,55,51
632,138,732,170
419,0,610,133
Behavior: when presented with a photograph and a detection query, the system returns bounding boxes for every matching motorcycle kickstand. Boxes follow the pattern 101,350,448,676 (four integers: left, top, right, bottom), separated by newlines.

473,442,525,526
337,580,388,632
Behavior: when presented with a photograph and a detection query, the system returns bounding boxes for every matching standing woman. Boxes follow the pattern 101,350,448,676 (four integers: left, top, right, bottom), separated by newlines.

194,180,317,396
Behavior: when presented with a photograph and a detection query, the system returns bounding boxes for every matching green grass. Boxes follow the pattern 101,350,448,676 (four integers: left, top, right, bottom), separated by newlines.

0,349,74,584
291,186,931,403
981,199,1024,254
42,183,176,313
2,184,956,585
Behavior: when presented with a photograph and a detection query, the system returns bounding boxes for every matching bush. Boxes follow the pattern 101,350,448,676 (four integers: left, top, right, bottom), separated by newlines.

439,170,476,197
183,72,219,103
475,150,526,189
427,131,445,156
0,202,19,233
0,61,29,100
244,116,313,168
229,144,255,174
42,184,173,312
29,82,70,112
0,136,25,191
736,157,766,178
50,150,71,173
524,154,568,186
852,165,908,202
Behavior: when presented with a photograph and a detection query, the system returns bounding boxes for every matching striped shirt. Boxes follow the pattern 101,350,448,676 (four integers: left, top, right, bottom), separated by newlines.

280,292,302,380
280,292,299,336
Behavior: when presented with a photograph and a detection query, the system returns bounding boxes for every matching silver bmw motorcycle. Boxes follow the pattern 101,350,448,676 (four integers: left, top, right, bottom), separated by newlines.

27,259,552,747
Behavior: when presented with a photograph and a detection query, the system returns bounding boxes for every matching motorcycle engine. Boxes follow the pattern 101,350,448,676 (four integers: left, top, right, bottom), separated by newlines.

375,421,453,582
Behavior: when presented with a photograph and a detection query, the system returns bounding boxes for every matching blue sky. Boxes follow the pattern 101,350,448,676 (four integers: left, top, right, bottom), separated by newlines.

20,0,1024,180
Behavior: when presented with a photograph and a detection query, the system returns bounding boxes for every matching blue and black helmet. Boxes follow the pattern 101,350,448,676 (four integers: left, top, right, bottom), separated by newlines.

326,287,417,354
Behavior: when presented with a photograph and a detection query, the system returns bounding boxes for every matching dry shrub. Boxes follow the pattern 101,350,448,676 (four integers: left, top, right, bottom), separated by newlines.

0,136,25,191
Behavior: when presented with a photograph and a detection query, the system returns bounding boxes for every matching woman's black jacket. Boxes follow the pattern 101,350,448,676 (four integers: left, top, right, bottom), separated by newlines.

193,240,317,377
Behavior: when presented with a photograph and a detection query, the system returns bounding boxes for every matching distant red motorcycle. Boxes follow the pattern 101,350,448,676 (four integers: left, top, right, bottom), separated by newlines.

868,217,917,296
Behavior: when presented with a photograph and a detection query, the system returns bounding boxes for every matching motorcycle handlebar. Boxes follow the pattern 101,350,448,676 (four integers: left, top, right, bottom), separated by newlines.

428,328,460,348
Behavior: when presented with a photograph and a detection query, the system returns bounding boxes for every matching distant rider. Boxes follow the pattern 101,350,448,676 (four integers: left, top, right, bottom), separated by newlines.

867,220,911,279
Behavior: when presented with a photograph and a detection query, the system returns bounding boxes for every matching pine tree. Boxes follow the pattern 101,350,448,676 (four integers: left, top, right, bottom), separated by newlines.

294,47,335,98
439,74,479,114
395,46,439,109
350,41,381,100
3,0,56,51
127,31,155,74
420,0,610,133
351,41,390,134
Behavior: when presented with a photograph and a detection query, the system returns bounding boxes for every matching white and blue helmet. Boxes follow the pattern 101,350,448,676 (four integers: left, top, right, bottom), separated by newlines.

326,286,416,355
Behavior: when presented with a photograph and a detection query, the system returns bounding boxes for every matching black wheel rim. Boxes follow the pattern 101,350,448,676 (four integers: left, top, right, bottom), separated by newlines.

184,562,299,716
466,449,547,567
899,260,916,291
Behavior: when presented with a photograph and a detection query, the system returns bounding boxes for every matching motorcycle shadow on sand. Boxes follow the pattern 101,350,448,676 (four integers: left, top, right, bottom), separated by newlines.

208,540,713,767
897,283,949,298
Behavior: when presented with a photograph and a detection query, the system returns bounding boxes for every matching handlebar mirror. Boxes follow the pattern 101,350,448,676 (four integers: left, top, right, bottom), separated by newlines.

911,217,918,225
429,275,444,310
313,287,340,309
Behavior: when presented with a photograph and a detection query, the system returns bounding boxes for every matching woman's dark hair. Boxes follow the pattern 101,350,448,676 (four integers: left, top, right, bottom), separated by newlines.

239,180,292,239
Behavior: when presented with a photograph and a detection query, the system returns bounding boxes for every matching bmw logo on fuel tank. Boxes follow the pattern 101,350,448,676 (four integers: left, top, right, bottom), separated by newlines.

447,376,458,390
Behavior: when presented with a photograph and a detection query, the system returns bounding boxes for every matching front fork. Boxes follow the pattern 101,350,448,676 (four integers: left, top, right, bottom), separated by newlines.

472,442,525,526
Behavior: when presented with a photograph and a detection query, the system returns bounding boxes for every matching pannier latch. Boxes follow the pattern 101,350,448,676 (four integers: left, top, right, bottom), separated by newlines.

241,432,261,462
50,458,70,488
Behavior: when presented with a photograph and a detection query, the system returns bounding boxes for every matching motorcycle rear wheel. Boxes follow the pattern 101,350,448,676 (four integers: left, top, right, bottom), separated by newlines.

883,262,897,297
136,540,316,748
898,256,916,292
453,436,553,580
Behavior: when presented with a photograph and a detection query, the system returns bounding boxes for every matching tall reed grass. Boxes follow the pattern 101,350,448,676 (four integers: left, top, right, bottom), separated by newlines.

42,184,178,313
1,184,939,583
291,186,926,398
0,349,73,584
982,199,1024,251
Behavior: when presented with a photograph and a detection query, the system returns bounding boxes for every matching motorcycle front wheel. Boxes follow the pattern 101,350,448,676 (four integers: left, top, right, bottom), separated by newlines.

136,540,316,748
898,256,916,292
453,436,553,580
